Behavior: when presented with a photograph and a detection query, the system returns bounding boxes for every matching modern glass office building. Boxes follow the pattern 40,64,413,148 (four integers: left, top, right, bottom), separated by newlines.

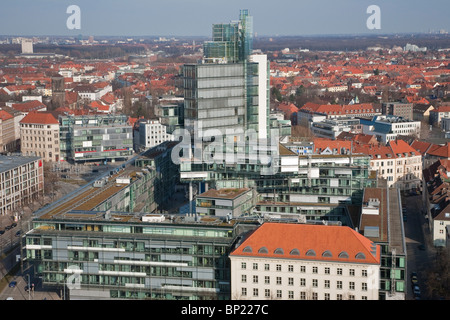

23,213,252,300
59,114,134,163
203,9,253,64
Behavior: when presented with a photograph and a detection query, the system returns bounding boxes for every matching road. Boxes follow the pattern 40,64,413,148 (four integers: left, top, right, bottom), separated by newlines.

402,193,436,300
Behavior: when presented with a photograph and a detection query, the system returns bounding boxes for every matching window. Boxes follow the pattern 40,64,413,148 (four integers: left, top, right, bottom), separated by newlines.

288,291,294,299
337,281,343,289
312,266,318,274
362,283,368,291
253,275,258,284
300,266,306,273
276,290,282,299
325,267,330,274
349,282,355,290
312,279,318,288
288,265,294,272
300,278,306,287
349,269,355,276
276,277,282,285
264,289,271,298
337,268,343,275
264,276,270,284
324,280,330,288
253,288,258,297
288,278,294,286
264,264,270,271
276,264,281,272
241,288,247,296
241,275,247,283
252,263,258,270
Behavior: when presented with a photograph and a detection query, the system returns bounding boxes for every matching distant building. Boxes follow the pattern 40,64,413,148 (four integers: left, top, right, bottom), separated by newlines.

311,118,362,140
382,102,414,121
430,105,450,127
21,39,33,54
51,75,65,110
360,115,421,144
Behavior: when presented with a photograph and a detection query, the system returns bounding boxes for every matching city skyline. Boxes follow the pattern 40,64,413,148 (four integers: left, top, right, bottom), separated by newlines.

0,0,449,37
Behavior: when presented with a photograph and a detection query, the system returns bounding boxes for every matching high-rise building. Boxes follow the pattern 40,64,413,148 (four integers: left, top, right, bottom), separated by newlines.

21,39,33,54
181,9,270,166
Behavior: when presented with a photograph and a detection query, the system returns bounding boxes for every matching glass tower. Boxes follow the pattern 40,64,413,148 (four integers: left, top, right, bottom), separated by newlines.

203,9,253,63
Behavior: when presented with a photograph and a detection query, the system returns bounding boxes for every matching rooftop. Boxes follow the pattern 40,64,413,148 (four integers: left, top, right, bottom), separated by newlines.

0,155,41,173
230,222,380,265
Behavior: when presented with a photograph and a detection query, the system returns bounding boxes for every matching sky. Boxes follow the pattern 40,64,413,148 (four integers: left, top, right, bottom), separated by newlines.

0,0,449,37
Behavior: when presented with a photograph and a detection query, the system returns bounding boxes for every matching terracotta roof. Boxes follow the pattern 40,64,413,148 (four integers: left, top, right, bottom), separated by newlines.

20,111,58,125
230,222,380,265
389,139,421,157
0,110,13,121
12,100,46,112
427,143,450,159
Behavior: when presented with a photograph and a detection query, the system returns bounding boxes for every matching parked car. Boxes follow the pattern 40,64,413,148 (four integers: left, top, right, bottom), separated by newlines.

410,272,419,285
413,285,421,297
0,229,5,235
8,281,17,288
15,230,21,237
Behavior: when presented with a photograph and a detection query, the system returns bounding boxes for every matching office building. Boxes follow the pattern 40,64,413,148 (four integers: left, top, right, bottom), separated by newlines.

0,155,43,216
382,102,414,121
59,114,133,163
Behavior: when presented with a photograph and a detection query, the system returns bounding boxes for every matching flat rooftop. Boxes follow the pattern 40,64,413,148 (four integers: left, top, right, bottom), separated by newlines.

0,155,40,173
198,188,251,200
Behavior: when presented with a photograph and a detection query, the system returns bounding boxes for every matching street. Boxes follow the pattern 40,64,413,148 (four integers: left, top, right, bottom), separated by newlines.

402,193,436,300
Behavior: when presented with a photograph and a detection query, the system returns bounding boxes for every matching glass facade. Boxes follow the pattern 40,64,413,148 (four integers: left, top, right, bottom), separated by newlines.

59,114,134,162
24,219,242,300
203,9,253,63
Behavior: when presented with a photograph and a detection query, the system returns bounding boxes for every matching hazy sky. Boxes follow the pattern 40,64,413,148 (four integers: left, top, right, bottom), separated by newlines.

1,0,449,37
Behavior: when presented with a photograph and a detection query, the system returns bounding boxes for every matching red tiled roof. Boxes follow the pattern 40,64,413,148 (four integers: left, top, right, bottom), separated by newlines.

427,143,450,159
389,139,421,157
0,110,13,121
230,222,380,265
12,100,46,112
20,111,58,125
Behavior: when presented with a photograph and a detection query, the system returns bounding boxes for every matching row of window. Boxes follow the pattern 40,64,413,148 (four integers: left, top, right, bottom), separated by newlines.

241,262,369,277
240,288,369,300
240,275,371,290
